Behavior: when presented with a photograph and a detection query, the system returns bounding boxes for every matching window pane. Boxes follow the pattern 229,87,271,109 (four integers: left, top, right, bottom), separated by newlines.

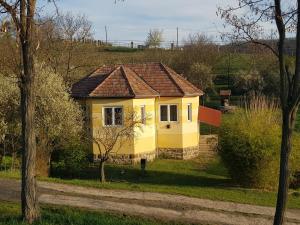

141,106,146,124
114,107,123,125
104,108,113,125
170,105,178,121
160,105,168,121
188,104,192,121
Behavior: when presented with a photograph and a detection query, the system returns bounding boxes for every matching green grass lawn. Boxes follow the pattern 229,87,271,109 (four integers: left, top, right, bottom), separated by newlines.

1,157,300,209
0,201,181,225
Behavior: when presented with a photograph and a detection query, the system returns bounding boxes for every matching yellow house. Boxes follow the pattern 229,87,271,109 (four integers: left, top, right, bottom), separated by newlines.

71,63,203,163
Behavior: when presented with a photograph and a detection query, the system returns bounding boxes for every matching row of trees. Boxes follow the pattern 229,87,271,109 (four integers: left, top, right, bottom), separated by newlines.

0,64,83,176
0,1,298,224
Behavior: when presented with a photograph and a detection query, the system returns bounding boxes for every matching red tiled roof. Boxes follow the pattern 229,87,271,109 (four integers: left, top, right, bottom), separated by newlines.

71,63,203,98
121,66,159,98
161,64,203,96
90,66,134,98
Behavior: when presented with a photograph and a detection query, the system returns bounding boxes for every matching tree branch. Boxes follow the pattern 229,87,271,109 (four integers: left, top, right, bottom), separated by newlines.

0,0,20,33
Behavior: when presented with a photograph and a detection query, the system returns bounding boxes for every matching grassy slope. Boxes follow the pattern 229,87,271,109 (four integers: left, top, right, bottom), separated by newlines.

1,157,300,209
0,201,181,225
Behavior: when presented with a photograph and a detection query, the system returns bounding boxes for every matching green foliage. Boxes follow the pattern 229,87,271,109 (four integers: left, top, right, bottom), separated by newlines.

0,64,83,152
0,156,18,170
232,68,280,96
188,62,214,91
52,142,90,178
35,64,83,147
233,69,264,94
104,46,141,53
219,98,300,189
0,64,84,175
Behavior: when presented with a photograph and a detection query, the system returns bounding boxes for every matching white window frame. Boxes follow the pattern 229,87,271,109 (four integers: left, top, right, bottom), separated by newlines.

187,103,192,122
140,105,146,125
159,104,178,122
103,106,123,127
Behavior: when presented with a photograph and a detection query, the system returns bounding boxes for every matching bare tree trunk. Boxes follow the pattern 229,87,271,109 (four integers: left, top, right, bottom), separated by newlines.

273,108,296,225
99,160,105,183
20,69,39,223
20,1,39,222
20,77,39,223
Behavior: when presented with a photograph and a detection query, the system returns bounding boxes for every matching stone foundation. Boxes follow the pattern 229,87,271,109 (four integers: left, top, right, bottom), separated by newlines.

93,150,156,164
93,145,202,164
157,146,200,160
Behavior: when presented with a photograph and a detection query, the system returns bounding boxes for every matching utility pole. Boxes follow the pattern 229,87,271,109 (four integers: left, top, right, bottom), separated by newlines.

176,27,179,48
227,46,231,89
105,26,108,45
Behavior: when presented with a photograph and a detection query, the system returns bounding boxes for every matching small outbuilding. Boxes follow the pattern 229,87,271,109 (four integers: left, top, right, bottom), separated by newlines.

219,89,231,107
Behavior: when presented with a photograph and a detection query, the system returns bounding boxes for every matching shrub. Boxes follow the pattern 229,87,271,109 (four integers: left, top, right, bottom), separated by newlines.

219,96,300,189
51,143,90,178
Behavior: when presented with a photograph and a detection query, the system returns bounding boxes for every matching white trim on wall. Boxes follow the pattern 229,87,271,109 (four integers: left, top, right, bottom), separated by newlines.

102,105,124,126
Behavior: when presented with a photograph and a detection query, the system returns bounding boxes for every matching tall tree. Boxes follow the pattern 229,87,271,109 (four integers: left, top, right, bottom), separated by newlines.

145,29,163,48
218,1,300,224
0,0,39,223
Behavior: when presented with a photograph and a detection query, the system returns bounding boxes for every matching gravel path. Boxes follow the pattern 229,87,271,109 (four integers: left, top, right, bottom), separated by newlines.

1,178,300,225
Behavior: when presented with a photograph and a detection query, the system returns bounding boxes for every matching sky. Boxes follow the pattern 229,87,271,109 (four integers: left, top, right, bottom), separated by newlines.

43,0,232,46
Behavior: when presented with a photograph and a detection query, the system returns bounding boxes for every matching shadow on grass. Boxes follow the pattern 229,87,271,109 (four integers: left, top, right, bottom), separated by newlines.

51,161,232,189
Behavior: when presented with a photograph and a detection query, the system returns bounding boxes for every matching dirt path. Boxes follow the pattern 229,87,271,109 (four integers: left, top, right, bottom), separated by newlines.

1,178,300,225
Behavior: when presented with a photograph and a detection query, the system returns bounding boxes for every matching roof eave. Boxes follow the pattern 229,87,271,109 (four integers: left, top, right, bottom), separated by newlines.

73,95,136,99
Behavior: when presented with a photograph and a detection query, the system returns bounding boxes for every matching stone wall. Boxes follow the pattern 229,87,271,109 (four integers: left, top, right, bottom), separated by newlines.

157,146,200,160
93,150,156,165
92,136,219,164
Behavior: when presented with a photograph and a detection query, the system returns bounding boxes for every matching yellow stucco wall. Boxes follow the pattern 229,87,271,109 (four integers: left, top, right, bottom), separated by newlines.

155,97,183,148
132,98,156,154
155,96,200,149
88,98,134,155
181,96,200,148
86,95,200,156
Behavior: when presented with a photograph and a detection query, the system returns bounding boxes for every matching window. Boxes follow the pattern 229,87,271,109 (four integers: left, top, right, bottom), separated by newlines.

114,107,123,125
187,103,192,122
160,105,178,122
170,105,178,121
103,106,123,126
141,105,146,125
160,105,168,121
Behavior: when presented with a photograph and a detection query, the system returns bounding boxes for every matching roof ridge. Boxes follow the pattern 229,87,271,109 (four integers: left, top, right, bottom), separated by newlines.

160,63,185,95
89,66,121,96
120,66,136,97
127,67,160,95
